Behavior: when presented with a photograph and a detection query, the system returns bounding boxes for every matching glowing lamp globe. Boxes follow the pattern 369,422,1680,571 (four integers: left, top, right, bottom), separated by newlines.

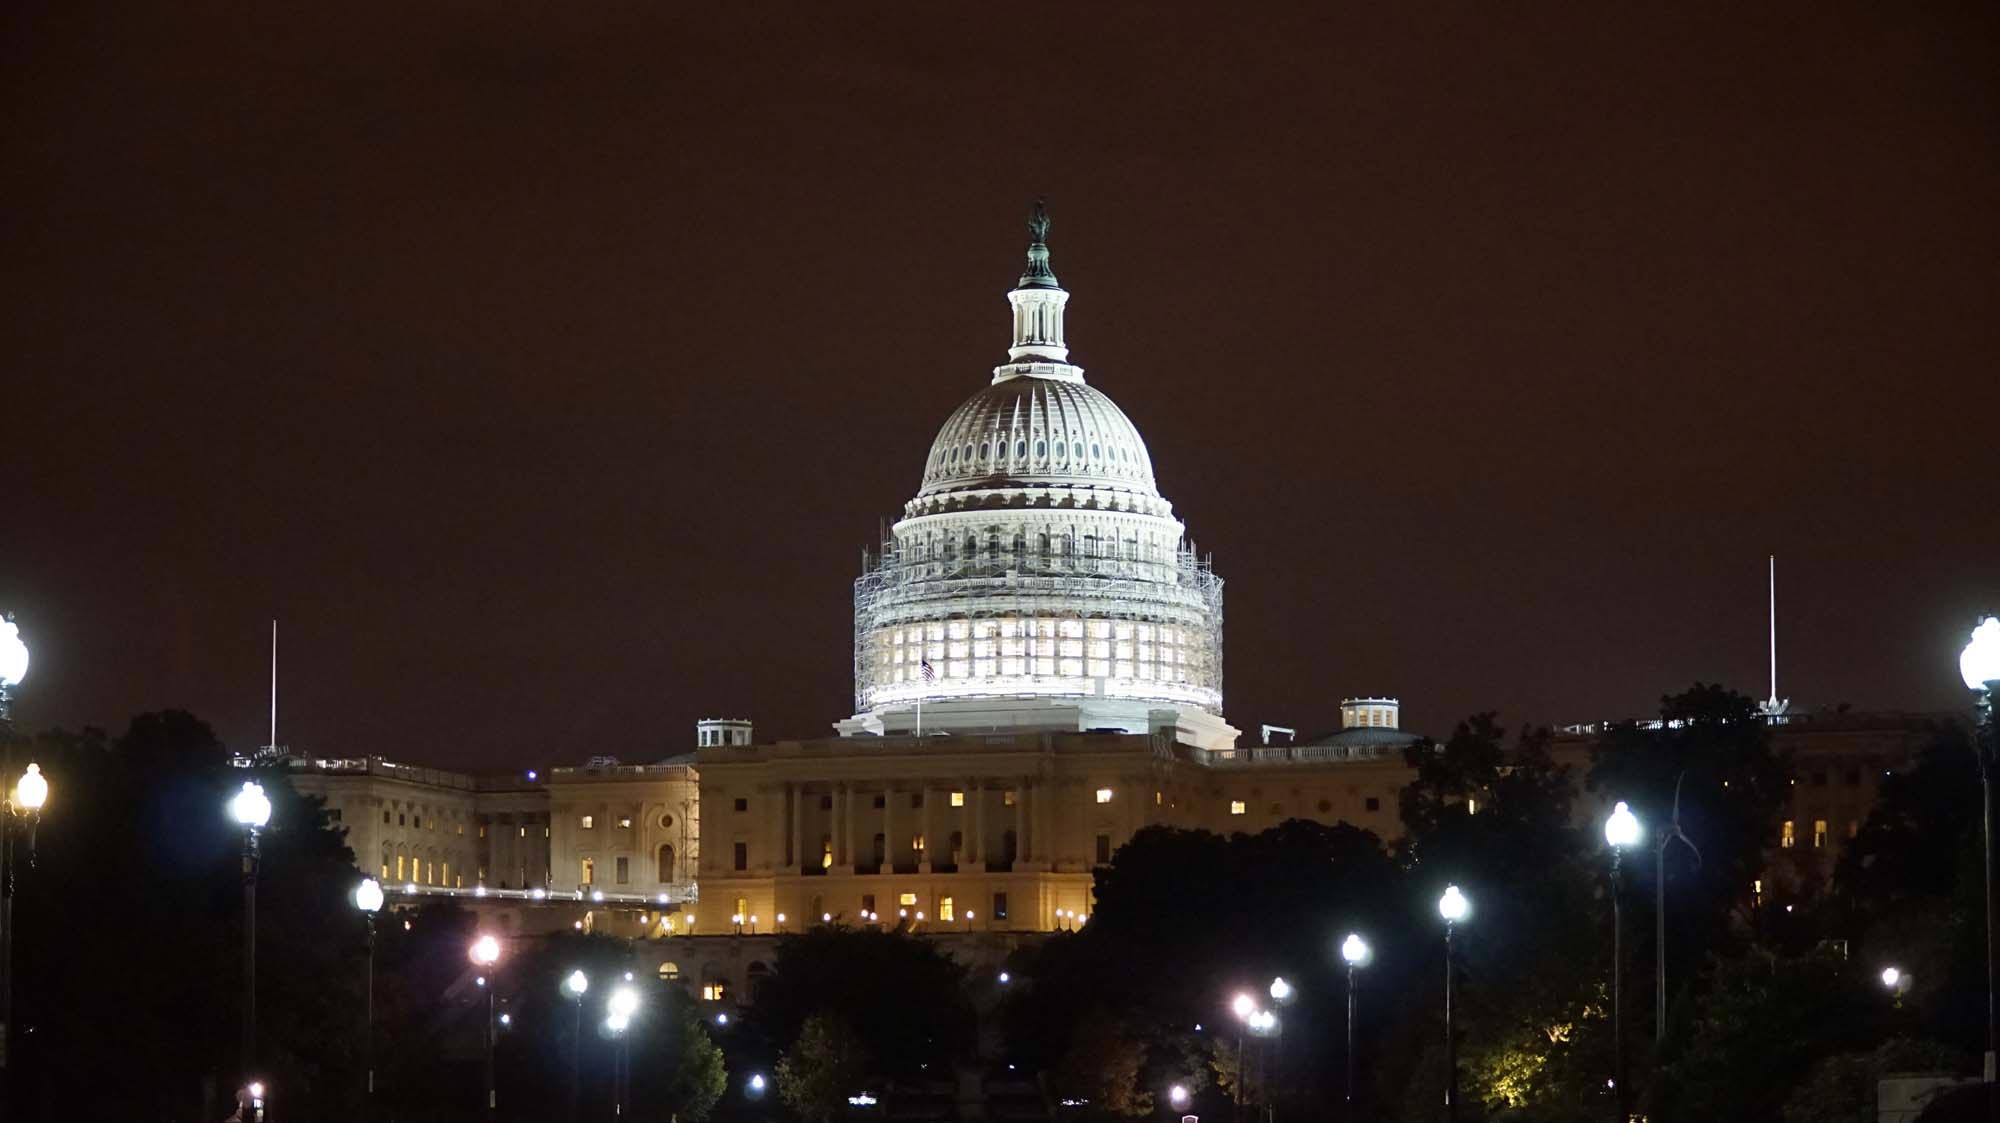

1604,801,1642,849
231,781,272,829
1169,1085,1190,1109
1961,616,2000,691
1341,932,1371,967
565,970,589,997
468,934,500,967
0,618,27,689
608,984,639,1019
606,1012,629,1034
1269,976,1293,1003
1231,993,1255,1019
353,877,384,914
14,763,47,812
1438,884,1470,923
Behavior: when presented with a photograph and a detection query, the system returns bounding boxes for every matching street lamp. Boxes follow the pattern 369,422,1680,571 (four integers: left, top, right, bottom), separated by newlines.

1169,1083,1190,1111
468,935,500,1119
563,970,588,1123
1,757,46,1117
1340,933,1371,1118
608,984,640,1118
1604,801,1642,1120
1438,885,1469,1122
1960,614,2000,1095
231,780,272,1099
0,614,28,724
1230,993,1256,1123
352,877,383,1109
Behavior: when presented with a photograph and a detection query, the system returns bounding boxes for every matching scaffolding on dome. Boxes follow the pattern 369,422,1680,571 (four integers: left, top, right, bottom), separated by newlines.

852,536,1224,716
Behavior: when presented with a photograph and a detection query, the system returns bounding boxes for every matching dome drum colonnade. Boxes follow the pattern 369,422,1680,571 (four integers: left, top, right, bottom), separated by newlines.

845,204,1229,746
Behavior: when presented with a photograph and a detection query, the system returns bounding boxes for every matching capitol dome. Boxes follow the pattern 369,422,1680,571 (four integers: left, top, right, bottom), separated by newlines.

838,204,1235,750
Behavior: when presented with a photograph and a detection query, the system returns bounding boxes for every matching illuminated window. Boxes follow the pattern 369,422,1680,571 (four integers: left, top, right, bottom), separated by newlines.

1003,790,1017,807
899,892,918,907
702,982,727,1001
1753,878,1764,903
1467,799,1479,815
1780,820,1795,848
861,893,876,914
939,896,955,922
456,823,464,836
580,815,595,830
1155,790,1163,806
1813,819,1828,848
395,854,406,879
618,816,633,829
518,826,526,838
580,858,594,885
659,962,681,982
822,839,834,869
1095,788,1113,804
951,791,965,807
1230,801,1247,816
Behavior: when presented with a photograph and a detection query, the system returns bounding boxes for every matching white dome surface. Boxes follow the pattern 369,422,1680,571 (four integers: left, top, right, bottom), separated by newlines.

918,375,1159,500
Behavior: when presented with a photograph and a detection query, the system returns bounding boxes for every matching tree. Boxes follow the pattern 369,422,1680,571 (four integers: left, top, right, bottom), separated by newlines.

1782,1038,1966,1123
777,1014,871,1123
1046,1006,1152,1118
750,926,971,1086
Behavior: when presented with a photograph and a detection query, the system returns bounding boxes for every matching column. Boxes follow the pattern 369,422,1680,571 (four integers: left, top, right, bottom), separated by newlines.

788,782,802,872
883,784,897,872
840,783,854,867
919,784,935,873
1014,779,1028,866
970,781,985,867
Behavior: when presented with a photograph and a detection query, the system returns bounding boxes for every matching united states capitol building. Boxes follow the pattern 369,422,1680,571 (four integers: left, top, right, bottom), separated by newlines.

285,207,1932,993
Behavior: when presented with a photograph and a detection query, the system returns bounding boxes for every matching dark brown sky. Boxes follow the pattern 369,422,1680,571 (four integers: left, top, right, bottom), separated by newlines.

3,3,1995,770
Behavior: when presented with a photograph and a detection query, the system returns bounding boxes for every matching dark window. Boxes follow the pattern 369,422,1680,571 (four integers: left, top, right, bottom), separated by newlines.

820,794,833,810
873,795,886,809
398,813,406,827
993,891,1009,920
1002,830,1019,863
1365,797,1381,812
912,792,924,809
1095,834,1112,864
733,798,748,812
862,893,877,914
872,834,886,865
382,811,391,825
732,842,747,871
658,844,675,881
615,857,629,884
1316,799,1332,813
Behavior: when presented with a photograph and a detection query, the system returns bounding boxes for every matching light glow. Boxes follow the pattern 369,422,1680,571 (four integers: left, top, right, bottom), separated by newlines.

0,618,27,688
1169,1085,1189,1108
608,984,639,1019
230,781,272,829
1881,966,1903,988
13,763,47,812
566,970,589,997
353,877,384,914
1268,976,1293,1002
1231,993,1255,1019
1438,884,1470,923
1961,616,2000,691
469,934,500,967
1604,801,1642,849
1341,932,1371,966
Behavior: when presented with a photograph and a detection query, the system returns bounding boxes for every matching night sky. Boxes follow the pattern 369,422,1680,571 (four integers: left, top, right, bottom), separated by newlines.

4,4,1995,771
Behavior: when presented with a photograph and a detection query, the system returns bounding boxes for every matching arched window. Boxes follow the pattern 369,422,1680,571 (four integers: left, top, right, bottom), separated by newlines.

658,961,682,982
1037,532,1051,555
657,843,676,883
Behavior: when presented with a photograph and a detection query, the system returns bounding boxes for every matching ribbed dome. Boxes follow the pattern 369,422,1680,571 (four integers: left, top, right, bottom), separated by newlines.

917,374,1159,499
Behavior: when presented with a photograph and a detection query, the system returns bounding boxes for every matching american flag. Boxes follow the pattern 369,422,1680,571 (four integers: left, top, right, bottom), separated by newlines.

920,659,936,682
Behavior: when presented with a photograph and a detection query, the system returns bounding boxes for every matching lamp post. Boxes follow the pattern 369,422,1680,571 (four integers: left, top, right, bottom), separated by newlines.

1266,977,1292,1123
1959,615,2000,1096
1881,965,1913,1008
564,969,588,1123
468,935,500,1119
230,780,272,1100
352,877,384,1115
1230,992,1255,1123
0,615,30,1123
1247,1009,1277,1123
1604,801,1643,1122
608,984,640,1118
1438,885,1470,1123
1653,772,1700,1045
0,759,45,1123
1340,933,1371,1120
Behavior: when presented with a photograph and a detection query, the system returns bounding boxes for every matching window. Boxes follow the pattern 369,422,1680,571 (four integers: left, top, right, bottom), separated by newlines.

398,813,406,827
1365,797,1381,813
820,795,833,810
702,982,727,1002
939,896,955,922
661,813,676,828
580,815,595,830
658,844,676,881
1095,834,1112,864
580,858,594,885
456,822,464,835
1848,820,1860,839
1316,799,1332,813
1095,788,1113,804
1813,819,1829,848
873,795,886,809
1003,790,1017,807
908,792,922,809
659,962,681,982
734,897,749,922
1155,790,1163,806
1230,801,1247,816
518,826,526,838
872,834,886,865
1467,799,1479,815
993,891,1009,920
733,842,748,871
395,854,406,880
861,893,877,915
1780,820,1796,848
1753,878,1764,903
733,798,748,812
898,892,918,907
949,831,963,859
618,816,633,829
950,791,965,807
616,856,630,884
383,810,391,825
913,834,926,853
